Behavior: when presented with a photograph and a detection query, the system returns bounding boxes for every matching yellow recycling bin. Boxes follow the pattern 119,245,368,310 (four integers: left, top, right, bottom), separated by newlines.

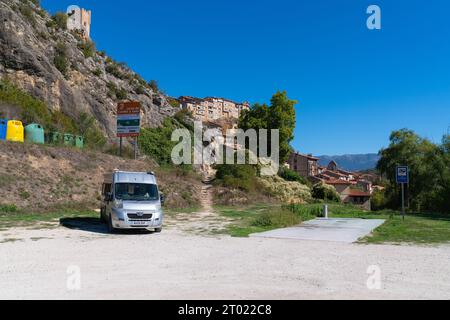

6,120,24,143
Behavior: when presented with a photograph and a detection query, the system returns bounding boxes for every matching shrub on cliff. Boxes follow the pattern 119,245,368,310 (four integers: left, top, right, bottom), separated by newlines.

54,42,69,76
47,12,67,31
78,40,96,59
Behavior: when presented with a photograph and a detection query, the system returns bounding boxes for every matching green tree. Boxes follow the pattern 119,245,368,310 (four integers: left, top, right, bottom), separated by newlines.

269,91,297,163
139,118,183,165
239,91,297,163
377,129,443,212
371,188,388,211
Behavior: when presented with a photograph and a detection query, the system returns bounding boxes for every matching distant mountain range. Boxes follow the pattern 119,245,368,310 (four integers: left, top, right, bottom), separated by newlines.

317,154,380,172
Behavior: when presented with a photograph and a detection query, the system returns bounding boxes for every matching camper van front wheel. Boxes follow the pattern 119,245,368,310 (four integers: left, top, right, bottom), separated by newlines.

155,228,162,233
108,215,117,233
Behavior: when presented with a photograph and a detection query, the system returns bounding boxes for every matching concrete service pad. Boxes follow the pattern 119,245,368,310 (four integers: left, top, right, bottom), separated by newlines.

250,218,386,243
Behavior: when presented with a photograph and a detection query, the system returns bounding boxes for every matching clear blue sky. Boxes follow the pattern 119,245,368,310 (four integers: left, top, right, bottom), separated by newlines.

42,0,450,155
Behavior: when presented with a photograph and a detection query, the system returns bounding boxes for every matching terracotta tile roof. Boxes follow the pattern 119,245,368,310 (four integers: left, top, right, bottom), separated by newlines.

325,179,355,185
292,152,320,161
346,189,371,197
337,169,353,175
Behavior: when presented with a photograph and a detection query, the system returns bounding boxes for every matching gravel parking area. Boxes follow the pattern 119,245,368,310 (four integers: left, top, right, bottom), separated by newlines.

0,225,449,300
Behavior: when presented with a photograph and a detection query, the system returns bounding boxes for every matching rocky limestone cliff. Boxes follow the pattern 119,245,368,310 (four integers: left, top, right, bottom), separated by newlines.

0,0,177,139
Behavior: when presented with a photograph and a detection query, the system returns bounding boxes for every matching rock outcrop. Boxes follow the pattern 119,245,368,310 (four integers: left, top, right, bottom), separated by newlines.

0,0,177,139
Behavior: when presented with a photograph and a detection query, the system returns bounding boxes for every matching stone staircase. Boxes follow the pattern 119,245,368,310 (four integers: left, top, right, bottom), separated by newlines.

200,164,216,213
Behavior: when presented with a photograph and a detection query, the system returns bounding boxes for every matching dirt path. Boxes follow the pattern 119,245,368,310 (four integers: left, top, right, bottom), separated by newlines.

165,167,231,235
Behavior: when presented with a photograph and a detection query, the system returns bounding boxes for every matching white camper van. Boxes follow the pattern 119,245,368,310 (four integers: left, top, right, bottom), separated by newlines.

100,171,165,233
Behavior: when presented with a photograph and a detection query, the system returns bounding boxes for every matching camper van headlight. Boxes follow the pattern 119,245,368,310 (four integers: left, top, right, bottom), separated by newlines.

112,208,125,220
114,199,124,209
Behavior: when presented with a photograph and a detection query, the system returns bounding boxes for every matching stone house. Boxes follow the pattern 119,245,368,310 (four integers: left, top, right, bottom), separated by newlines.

288,156,375,210
287,152,320,178
325,179,372,210
179,96,250,122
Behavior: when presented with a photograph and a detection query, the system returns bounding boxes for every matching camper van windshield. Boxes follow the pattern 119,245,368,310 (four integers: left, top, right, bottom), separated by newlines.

114,183,159,201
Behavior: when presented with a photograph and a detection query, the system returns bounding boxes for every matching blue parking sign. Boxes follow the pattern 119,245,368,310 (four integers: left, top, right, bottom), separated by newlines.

396,166,409,184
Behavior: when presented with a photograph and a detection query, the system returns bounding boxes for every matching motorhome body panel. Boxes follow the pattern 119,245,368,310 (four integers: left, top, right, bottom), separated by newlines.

101,171,163,231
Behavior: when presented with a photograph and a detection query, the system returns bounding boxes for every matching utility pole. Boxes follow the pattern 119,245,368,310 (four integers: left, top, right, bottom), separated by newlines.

401,182,405,221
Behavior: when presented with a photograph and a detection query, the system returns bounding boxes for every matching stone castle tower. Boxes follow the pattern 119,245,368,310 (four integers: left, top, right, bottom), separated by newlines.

66,5,91,39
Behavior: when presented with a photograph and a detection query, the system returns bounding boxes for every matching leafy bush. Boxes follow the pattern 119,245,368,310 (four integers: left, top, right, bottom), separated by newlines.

0,204,18,213
77,113,107,149
279,167,311,186
252,208,301,228
148,80,159,92
215,164,257,192
168,97,180,109
139,118,183,165
0,80,102,145
19,190,31,200
134,84,145,95
50,110,78,134
378,129,450,214
0,79,51,125
258,175,312,203
115,87,127,100
371,188,388,211
54,42,69,76
106,82,127,100
49,12,67,30
105,62,125,79
311,182,341,202
18,2,36,26
78,40,96,58
92,68,102,77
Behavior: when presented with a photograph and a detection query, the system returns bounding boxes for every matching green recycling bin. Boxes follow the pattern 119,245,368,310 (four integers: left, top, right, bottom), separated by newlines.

25,124,45,144
63,134,75,147
75,136,84,149
47,132,62,144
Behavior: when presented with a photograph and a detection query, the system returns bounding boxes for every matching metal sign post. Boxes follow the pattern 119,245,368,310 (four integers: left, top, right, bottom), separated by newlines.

116,102,141,158
396,166,409,221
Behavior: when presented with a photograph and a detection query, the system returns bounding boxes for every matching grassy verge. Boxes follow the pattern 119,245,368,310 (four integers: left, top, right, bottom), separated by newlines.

364,214,450,244
288,204,450,244
215,203,306,237
332,211,450,244
217,203,450,244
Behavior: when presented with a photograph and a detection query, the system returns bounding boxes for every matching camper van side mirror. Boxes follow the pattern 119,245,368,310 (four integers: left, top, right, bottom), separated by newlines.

105,192,113,202
160,194,165,206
